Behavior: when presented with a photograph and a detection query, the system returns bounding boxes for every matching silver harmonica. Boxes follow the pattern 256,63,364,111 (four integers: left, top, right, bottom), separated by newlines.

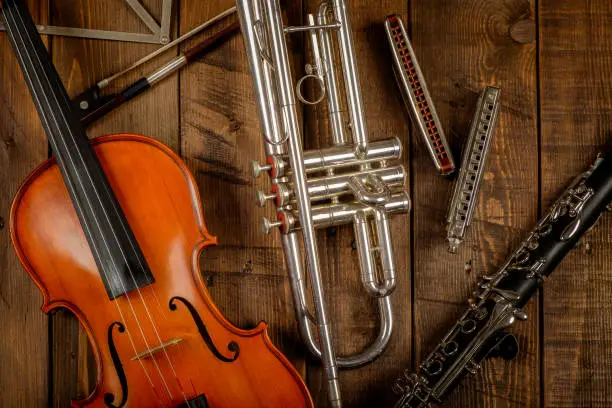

384,14,455,176
446,86,501,253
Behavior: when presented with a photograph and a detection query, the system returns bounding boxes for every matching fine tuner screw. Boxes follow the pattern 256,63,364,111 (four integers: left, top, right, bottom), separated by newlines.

251,160,272,178
256,190,276,207
261,217,282,235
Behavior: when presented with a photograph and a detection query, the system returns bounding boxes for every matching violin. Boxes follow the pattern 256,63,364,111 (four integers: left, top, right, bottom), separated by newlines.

2,1,313,407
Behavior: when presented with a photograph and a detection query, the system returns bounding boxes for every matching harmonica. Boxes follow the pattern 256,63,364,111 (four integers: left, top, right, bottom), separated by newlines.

446,86,501,253
384,14,455,176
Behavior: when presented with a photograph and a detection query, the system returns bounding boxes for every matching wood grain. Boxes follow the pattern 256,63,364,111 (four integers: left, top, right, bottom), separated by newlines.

3,0,612,406
410,0,539,406
0,2,50,407
540,1,612,407
49,0,178,405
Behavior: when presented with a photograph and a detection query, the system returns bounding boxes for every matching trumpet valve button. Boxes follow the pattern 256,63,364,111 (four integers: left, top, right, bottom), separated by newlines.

251,160,272,178
256,190,277,208
261,217,282,235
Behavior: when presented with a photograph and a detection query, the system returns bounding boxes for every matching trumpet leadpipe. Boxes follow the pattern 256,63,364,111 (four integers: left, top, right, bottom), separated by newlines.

260,0,342,405
446,86,501,253
384,14,455,176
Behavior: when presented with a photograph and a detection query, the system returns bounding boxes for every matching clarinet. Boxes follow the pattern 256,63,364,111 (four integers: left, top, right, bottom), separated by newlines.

392,152,612,407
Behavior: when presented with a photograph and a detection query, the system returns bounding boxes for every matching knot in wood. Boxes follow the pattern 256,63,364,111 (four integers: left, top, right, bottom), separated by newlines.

3,137,15,149
509,19,536,44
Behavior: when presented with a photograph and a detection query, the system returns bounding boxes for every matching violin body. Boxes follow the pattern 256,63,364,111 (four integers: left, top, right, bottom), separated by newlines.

11,134,313,408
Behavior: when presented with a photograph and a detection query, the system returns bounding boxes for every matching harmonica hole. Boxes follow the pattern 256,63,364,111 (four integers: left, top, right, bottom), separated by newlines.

461,320,477,334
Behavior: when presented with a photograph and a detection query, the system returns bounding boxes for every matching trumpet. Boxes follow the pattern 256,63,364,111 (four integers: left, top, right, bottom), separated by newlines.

236,0,411,406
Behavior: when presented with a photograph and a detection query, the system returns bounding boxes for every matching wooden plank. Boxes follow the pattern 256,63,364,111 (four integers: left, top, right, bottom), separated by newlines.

50,0,178,405
411,1,539,406
0,1,50,407
301,1,411,406
540,1,612,406
179,0,309,381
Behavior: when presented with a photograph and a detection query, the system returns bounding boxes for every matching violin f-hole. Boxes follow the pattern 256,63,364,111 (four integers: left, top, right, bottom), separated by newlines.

105,322,129,408
169,297,240,363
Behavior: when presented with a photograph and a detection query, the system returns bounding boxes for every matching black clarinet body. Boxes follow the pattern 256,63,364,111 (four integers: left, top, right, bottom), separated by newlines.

393,153,612,407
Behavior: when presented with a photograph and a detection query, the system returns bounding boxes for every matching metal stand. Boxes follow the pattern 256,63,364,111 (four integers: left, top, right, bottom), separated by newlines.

0,0,173,44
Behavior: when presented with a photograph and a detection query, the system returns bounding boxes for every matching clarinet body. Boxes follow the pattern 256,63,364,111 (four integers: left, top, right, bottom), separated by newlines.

393,153,612,407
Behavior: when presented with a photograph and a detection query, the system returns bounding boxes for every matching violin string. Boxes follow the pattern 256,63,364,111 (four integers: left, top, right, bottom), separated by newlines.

0,5,170,404
4,3,175,405
148,284,197,396
31,19,193,408
2,5,167,404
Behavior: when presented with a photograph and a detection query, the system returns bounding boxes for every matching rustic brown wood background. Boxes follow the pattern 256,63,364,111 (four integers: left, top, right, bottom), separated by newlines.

1,0,611,407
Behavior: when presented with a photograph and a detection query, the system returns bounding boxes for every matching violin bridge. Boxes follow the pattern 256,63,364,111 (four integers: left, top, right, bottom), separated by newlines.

131,337,184,361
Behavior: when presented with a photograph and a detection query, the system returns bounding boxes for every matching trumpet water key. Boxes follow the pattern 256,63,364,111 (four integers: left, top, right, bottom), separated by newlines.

446,86,501,253
384,15,455,176
237,0,411,406
392,153,612,407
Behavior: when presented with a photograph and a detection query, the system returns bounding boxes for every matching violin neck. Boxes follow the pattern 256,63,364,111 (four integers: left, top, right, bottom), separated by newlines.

1,0,155,299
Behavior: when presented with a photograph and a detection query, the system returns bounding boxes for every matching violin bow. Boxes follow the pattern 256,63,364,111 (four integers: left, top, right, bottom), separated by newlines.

74,11,239,126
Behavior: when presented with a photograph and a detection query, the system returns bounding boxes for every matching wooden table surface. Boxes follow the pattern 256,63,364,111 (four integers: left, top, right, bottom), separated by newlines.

1,0,611,407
